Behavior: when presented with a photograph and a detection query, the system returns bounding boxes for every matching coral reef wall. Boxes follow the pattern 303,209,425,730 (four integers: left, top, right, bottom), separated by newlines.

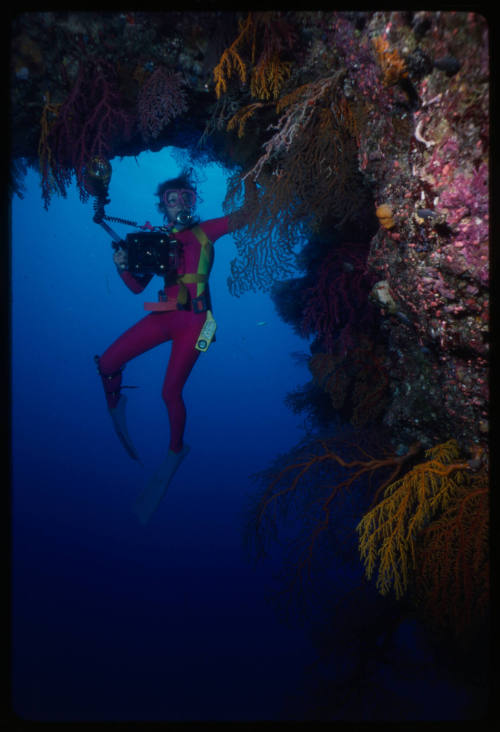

10,10,490,684
10,9,489,458
355,12,489,455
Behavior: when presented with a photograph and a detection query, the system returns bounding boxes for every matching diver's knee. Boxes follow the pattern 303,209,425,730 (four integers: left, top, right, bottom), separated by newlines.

95,353,120,377
95,354,123,407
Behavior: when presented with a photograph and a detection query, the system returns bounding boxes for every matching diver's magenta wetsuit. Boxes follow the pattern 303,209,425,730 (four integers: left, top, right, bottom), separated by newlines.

97,215,232,454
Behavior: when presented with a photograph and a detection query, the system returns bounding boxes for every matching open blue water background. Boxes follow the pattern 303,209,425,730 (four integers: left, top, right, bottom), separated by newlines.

10,150,318,721
10,150,487,722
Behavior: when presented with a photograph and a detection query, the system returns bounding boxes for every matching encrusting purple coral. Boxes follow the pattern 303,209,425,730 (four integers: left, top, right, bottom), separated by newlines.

437,162,489,285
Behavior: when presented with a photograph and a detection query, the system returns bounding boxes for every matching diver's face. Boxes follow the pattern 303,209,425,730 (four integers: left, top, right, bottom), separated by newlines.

164,192,184,223
162,189,196,224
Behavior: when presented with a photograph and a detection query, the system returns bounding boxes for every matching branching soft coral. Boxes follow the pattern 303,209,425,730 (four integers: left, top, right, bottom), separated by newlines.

301,242,376,354
356,440,477,600
224,79,365,295
247,435,421,584
414,468,489,635
309,352,350,410
138,67,188,141
40,58,133,205
38,91,63,207
213,11,295,101
309,336,389,428
227,102,266,138
251,50,292,101
213,13,252,97
242,73,345,181
224,172,303,296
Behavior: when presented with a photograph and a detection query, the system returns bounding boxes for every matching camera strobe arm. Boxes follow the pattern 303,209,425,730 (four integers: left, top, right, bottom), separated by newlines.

84,156,161,249
99,220,123,247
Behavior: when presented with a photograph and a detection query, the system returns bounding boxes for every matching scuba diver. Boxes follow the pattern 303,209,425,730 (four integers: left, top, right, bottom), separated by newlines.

94,167,252,525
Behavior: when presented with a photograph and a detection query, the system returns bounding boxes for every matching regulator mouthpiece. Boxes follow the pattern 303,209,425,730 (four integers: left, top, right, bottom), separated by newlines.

175,210,195,227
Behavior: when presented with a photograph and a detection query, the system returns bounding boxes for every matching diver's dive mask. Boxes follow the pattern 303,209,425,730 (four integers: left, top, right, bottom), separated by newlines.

161,188,197,228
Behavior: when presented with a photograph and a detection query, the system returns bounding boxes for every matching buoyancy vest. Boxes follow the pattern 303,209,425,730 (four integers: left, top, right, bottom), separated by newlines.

144,225,213,313
175,225,213,310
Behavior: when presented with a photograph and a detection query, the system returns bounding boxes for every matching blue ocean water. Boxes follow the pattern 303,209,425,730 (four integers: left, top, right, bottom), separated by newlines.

10,150,486,722
11,150,317,721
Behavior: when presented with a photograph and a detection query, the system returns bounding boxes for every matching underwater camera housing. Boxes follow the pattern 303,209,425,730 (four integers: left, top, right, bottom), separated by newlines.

123,232,181,280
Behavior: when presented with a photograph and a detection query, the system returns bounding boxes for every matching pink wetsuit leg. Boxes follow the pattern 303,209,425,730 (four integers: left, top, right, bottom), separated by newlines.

161,314,202,453
98,310,203,453
98,313,175,408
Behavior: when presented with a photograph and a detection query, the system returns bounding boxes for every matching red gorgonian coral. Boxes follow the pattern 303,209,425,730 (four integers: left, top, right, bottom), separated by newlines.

138,67,188,141
41,58,133,205
301,242,377,355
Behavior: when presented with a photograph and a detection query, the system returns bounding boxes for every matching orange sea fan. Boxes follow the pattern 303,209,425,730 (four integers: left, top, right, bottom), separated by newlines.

356,439,474,599
227,102,266,138
214,12,294,101
38,91,63,207
247,436,422,578
225,80,364,295
413,469,489,636
213,13,251,97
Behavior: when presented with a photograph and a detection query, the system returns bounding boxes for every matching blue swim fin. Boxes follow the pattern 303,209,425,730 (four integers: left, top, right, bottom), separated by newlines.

108,394,141,463
133,445,190,525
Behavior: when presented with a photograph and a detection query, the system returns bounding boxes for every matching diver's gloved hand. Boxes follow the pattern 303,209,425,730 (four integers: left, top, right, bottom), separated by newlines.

113,246,128,272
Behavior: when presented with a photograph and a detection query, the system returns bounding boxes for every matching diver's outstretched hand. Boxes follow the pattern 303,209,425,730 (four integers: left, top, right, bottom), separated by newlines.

133,445,190,525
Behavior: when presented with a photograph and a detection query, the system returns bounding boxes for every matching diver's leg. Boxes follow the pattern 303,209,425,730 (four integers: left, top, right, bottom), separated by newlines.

161,328,201,453
97,313,172,408
97,313,173,460
134,314,201,524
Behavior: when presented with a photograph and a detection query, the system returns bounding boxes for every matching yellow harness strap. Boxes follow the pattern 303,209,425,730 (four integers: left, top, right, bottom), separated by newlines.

176,225,213,307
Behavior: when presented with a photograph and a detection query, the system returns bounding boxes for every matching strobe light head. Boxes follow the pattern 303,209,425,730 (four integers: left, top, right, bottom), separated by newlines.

84,156,112,197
